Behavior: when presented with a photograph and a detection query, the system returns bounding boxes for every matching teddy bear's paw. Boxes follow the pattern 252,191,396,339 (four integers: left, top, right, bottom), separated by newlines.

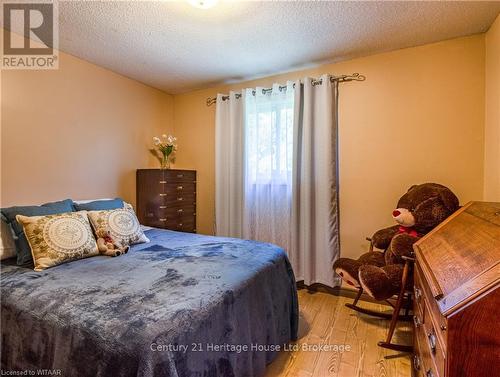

388,233,419,262
333,258,362,287
358,265,397,301
334,267,360,288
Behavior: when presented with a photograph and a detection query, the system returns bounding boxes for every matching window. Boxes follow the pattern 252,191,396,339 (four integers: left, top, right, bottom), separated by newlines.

244,86,294,185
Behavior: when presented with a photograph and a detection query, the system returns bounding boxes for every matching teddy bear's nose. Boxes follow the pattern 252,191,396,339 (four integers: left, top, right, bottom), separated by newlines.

392,210,401,217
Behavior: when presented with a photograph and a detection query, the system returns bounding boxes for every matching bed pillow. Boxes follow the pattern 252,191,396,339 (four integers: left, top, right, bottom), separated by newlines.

0,217,17,260
73,198,124,211
1,199,75,265
16,211,99,271
87,204,149,247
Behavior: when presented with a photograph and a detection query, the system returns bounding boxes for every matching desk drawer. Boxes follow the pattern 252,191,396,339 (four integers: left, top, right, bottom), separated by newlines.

415,264,448,349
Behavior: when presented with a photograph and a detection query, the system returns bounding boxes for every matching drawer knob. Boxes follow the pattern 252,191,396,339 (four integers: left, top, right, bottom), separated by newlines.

159,206,167,209
178,223,183,227
413,315,421,328
177,197,184,201
159,218,167,222
426,369,434,377
414,287,422,301
177,209,184,213
159,193,167,197
177,174,184,178
427,332,437,353
159,180,167,184
440,324,447,331
177,185,183,190
413,355,421,371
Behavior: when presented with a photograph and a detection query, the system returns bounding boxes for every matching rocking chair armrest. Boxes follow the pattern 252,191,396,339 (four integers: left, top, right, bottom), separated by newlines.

401,255,416,263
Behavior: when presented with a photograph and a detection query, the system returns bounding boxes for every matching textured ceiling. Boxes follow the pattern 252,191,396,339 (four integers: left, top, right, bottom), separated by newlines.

4,1,500,94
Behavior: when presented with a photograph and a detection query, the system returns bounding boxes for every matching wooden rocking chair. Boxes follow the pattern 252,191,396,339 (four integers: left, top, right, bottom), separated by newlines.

343,238,414,353
377,255,414,353
344,238,413,322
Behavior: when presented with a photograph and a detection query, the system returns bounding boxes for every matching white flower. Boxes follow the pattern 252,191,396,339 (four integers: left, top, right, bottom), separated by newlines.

153,136,161,146
162,134,168,139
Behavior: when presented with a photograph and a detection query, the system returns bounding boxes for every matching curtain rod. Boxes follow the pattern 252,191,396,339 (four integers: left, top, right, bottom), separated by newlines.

206,73,365,106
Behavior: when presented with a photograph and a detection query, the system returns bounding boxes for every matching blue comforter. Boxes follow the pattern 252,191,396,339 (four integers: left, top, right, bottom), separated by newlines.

1,229,298,377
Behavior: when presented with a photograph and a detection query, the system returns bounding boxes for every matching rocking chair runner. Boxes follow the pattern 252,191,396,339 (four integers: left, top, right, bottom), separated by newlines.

343,238,414,353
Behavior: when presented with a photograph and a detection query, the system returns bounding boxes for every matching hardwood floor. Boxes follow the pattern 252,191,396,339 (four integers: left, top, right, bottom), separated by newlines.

265,289,412,377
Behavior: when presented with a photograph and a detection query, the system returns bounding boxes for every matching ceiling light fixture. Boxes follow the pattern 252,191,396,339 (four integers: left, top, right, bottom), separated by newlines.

187,0,218,9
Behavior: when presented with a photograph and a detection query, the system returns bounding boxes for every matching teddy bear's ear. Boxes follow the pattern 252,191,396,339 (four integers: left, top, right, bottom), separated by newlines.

439,189,459,213
407,184,418,192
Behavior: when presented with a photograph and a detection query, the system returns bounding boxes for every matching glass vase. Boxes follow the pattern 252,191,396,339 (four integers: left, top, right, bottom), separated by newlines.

160,156,171,169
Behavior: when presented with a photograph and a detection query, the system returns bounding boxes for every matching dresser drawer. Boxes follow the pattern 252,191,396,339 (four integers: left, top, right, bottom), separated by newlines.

159,193,196,207
158,205,196,218
137,170,168,193
164,217,196,233
164,182,196,195
163,170,196,183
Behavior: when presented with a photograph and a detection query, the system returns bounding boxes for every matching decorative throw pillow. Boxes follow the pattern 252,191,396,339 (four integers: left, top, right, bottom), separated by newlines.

16,211,99,271
0,218,17,260
1,199,75,266
87,204,149,247
72,198,124,211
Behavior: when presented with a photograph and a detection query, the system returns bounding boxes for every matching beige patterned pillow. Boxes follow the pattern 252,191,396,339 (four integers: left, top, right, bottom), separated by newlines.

16,211,99,271
87,204,149,247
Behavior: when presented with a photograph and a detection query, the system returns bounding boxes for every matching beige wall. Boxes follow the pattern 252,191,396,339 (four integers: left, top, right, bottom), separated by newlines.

173,35,486,259
484,15,500,201
1,31,489,260
1,31,174,208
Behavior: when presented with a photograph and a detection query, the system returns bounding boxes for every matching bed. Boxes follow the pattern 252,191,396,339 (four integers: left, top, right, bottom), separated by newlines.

0,228,298,377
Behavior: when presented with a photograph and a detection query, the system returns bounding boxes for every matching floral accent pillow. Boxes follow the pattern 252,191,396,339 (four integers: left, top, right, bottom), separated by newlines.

87,204,149,247
16,211,99,271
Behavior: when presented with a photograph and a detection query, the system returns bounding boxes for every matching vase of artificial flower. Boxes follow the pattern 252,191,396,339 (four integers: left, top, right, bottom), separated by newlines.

150,134,177,169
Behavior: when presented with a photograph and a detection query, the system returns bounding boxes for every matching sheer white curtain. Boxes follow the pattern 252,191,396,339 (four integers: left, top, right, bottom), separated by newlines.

215,75,340,287
242,83,295,251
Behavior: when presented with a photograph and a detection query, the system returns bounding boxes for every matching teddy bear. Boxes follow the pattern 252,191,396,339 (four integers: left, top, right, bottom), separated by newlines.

96,230,130,257
334,183,459,301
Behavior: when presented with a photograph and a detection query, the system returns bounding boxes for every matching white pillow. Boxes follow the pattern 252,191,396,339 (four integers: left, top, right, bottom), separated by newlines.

1,220,17,260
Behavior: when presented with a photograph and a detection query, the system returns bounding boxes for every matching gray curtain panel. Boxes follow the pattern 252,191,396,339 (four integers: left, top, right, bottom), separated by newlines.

291,75,341,287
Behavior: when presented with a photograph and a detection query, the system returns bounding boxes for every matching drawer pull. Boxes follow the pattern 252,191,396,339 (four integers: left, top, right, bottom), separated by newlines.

159,218,167,222
159,206,167,209
177,197,184,201
178,223,183,227
440,324,447,331
159,193,167,197
159,180,167,184
177,185,183,190
177,209,184,213
413,355,421,371
413,315,421,328
426,369,434,377
427,332,437,353
177,174,184,178
414,287,422,301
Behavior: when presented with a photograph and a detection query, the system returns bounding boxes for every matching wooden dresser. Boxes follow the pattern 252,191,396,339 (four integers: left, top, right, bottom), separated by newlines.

412,201,500,377
136,169,196,233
